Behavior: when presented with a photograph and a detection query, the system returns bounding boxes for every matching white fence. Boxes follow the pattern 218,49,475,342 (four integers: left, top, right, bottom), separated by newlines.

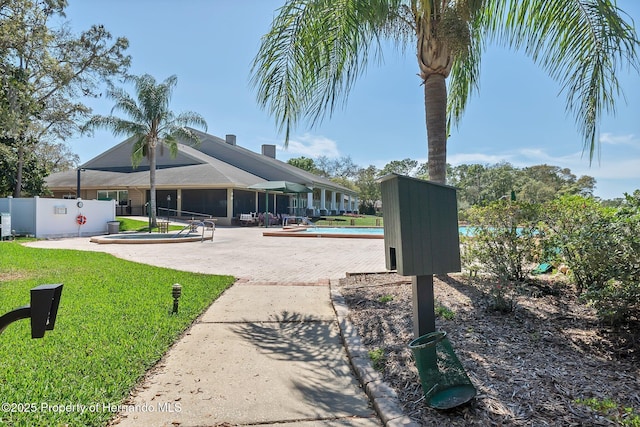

0,197,116,238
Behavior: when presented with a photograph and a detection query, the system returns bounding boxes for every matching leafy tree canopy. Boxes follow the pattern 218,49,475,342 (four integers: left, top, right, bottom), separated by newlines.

0,0,130,196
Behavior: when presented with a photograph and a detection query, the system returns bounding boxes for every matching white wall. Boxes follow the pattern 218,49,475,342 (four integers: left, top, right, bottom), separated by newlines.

0,197,116,238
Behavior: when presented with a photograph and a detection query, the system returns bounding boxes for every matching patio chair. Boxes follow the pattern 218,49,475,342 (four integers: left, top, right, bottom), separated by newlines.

239,213,257,226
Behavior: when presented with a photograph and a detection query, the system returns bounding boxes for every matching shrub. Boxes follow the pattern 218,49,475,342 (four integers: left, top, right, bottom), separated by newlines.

488,280,518,313
540,196,614,294
542,193,640,325
463,201,542,282
583,193,640,324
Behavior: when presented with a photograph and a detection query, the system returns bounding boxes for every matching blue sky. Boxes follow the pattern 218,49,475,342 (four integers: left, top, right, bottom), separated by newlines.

62,0,640,199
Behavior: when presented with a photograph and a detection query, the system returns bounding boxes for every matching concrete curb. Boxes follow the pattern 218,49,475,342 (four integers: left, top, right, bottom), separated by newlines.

330,280,420,427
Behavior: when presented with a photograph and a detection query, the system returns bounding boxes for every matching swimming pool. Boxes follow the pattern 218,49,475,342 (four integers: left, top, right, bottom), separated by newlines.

263,225,481,239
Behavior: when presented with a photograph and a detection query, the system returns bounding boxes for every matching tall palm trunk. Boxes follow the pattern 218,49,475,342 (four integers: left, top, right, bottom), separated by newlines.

149,145,157,227
424,74,448,184
416,13,452,185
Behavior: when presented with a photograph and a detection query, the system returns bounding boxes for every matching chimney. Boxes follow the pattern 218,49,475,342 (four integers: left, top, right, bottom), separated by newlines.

225,134,236,145
261,144,276,159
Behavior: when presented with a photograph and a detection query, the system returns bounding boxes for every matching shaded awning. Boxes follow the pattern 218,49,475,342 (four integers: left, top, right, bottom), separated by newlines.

247,181,312,193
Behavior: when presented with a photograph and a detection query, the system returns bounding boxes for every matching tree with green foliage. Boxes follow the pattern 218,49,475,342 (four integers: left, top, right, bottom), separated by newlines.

252,0,638,185
83,74,207,227
0,0,130,197
313,155,359,179
450,162,596,208
355,165,382,214
287,156,319,173
449,162,515,207
36,141,80,173
0,137,49,196
380,158,419,176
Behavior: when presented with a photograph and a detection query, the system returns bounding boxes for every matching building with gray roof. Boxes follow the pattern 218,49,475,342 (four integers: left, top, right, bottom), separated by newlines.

45,131,359,225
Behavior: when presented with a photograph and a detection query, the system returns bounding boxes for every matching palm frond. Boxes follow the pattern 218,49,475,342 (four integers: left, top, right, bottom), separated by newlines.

130,134,148,167
447,1,485,130
251,0,401,144
482,0,639,162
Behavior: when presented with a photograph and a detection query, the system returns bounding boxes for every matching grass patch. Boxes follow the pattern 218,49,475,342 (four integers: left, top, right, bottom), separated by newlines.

314,215,382,227
116,217,183,232
0,241,234,426
368,348,386,372
435,301,456,320
378,295,394,304
575,398,640,426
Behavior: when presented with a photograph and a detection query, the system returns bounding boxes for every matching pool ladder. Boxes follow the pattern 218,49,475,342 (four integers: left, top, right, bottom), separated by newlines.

175,220,216,242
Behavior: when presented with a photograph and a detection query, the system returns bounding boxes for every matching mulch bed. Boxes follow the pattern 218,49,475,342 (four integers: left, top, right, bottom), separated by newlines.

338,273,639,426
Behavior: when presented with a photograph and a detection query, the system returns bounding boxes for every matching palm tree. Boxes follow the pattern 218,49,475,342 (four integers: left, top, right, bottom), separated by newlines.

84,74,207,226
251,0,638,184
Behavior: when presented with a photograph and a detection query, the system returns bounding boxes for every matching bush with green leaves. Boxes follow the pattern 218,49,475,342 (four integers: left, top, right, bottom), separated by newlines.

582,193,640,324
540,195,614,294
541,193,640,324
463,201,542,282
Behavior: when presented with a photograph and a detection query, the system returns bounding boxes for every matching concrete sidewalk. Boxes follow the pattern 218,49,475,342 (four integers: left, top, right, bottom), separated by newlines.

26,226,416,426
111,283,382,426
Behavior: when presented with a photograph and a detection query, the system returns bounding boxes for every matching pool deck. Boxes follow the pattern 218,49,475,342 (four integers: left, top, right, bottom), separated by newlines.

27,225,387,284
263,225,384,239
89,233,213,244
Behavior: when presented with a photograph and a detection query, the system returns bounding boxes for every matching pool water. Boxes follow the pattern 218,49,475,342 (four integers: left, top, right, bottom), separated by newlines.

305,227,474,235
265,226,483,238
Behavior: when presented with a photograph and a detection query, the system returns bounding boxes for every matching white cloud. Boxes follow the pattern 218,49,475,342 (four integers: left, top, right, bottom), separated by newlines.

599,132,639,147
277,133,341,159
572,158,640,180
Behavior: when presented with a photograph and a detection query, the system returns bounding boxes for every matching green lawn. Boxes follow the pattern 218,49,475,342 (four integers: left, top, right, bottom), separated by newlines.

314,215,382,227
115,216,184,232
0,242,234,427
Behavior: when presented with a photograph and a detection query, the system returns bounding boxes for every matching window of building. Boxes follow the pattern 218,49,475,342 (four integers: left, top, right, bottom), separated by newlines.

97,190,129,205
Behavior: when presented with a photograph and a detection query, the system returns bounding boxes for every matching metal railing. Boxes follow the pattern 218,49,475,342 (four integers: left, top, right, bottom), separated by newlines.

174,220,216,242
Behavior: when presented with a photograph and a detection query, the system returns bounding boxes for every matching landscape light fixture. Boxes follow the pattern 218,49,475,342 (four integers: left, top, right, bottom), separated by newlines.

172,283,182,314
0,284,63,338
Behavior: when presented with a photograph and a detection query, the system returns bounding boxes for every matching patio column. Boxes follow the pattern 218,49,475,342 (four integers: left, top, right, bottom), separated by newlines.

331,191,337,212
307,192,313,215
320,188,326,211
176,189,182,216
339,193,345,212
227,189,234,225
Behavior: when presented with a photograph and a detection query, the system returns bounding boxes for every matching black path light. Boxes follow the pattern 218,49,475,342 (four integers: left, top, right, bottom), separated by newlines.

0,284,63,338
171,283,182,314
